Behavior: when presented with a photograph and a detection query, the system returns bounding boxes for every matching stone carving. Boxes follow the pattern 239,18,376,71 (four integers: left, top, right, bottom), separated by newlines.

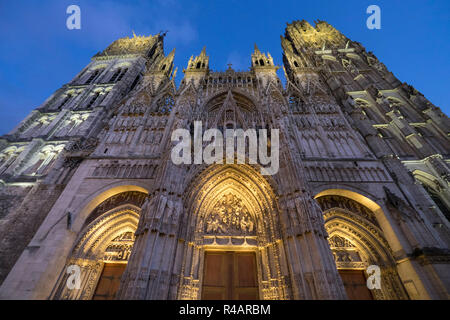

66,137,98,154
383,186,422,222
428,155,450,183
342,59,359,76
317,195,380,227
84,191,147,227
329,235,364,267
62,157,83,169
91,162,157,179
329,234,354,248
104,231,135,261
366,54,387,72
204,193,255,235
95,33,158,57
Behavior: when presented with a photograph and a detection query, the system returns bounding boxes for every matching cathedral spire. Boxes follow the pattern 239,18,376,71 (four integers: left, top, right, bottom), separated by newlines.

254,43,261,54
200,46,207,57
184,47,209,72
149,47,175,76
251,44,279,87
251,44,276,69
93,32,162,59
182,47,209,87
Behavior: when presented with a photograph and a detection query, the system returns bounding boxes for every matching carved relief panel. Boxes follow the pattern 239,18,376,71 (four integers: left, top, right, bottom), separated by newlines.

103,231,135,262
204,193,256,236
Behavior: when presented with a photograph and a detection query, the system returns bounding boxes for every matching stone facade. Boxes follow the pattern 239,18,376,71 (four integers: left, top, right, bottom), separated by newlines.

0,20,449,300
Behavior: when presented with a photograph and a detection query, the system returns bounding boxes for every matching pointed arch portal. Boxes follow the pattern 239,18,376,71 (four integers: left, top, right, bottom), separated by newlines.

51,190,147,300
178,164,290,300
315,189,409,300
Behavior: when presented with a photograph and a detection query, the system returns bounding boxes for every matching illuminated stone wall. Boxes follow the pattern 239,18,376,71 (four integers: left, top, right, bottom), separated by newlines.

0,33,167,285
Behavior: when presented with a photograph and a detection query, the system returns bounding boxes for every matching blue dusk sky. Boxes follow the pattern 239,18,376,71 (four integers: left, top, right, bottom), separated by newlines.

0,0,449,134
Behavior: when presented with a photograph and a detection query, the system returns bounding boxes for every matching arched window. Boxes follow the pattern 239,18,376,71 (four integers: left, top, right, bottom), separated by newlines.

85,69,103,84
110,68,128,82
0,147,23,175
116,68,128,81
422,183,450,221
56,93,73,110
86,92,101,108
415,126,448,155
110,68,122,82
156,94,174,113
377,127,411,157
415,174,450,222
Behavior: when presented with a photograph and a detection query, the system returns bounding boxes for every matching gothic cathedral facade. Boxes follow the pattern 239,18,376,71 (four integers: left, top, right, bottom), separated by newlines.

0,20,449,300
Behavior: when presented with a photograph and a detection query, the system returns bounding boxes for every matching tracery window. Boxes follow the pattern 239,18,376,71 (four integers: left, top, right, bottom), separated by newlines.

421,183,450,222
377,127,413,157
116,68,128,82
415,126,448,155
84,68,104,85
56,93,74,110
86,92,101,108
21,144,64,176
0,147,24,175
156,94,174,113
109,68,122,82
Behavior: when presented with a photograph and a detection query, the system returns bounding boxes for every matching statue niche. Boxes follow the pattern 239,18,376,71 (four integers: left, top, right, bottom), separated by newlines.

204,193,255,236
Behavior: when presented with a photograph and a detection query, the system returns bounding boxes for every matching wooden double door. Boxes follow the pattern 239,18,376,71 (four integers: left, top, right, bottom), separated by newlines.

202,251,259,300
92,263,127,300
339,269,374,300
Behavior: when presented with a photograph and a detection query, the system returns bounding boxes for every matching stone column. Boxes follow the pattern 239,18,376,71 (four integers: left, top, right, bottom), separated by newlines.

117,119,187,300
277,120,347,299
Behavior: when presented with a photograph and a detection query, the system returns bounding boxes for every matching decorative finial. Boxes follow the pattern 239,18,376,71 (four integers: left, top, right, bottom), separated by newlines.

172,67,178,79
282,66,289,79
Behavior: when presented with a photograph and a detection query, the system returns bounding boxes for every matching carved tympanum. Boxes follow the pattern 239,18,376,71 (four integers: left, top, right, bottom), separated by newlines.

204,193,256,235
103,231,135,261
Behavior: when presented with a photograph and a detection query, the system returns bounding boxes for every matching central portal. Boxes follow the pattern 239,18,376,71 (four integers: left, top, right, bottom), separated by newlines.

180,165,289,300
202,251,259,300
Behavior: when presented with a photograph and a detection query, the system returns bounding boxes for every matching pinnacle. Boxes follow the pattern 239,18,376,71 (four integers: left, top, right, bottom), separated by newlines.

254,43,261,54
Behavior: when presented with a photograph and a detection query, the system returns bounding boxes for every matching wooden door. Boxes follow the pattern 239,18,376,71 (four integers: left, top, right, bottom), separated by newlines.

202,251,259,300
339,269,373,300
92,263,127,300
